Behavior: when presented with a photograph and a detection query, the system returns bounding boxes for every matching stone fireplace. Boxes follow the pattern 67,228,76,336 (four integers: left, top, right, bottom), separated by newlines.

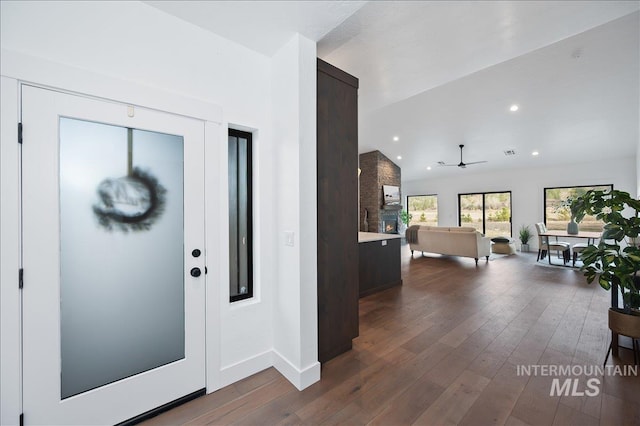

380,210,400,234
359,150,401,234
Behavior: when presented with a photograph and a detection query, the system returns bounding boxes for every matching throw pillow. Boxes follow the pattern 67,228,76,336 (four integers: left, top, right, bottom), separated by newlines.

491,236,510,243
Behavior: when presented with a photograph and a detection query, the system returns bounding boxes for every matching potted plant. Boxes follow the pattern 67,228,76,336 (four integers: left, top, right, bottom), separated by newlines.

570,189,640,354
398,210,412,235
571,189,640,311
519,224,532,252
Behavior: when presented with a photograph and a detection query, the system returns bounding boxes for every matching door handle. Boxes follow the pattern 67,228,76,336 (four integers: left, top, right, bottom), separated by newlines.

190,267,201,277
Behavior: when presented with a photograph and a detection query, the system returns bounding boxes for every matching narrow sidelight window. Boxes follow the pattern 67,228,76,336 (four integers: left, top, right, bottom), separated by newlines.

228,129,253,302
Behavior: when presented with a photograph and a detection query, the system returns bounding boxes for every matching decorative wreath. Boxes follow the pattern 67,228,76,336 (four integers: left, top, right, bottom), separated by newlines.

93,167,166,232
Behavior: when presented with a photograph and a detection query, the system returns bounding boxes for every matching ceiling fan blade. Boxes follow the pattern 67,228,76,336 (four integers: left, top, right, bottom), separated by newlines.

439,146,487,168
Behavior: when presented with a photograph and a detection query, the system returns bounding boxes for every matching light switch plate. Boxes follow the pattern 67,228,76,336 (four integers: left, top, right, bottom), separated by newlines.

382,240,387,246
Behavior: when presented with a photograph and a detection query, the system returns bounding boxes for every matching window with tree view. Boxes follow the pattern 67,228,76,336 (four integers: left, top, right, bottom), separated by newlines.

458,191,512,238
407,195,438,226
544,185,612,232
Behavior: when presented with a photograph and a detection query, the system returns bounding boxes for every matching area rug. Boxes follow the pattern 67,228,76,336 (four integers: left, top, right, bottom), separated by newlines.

534,259,585,270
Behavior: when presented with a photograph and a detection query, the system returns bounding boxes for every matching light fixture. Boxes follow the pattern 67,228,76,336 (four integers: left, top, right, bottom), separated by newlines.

532,151,539,156
427,166,432,170
397,155,402,160
393,136,399,141
510,104,519,112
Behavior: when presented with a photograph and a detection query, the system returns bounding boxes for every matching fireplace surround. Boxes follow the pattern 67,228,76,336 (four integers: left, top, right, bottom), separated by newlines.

380,210,400,234
359,150,401,234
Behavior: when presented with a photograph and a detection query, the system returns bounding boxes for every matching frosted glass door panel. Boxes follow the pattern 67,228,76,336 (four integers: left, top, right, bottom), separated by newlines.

59,118,184,399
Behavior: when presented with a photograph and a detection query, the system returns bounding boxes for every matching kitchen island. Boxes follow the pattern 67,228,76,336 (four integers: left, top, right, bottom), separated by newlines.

358,232,402,297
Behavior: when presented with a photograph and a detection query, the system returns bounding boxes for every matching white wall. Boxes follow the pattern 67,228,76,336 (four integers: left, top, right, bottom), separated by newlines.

271,35,320,389
1,1,318,423
403,157,636,249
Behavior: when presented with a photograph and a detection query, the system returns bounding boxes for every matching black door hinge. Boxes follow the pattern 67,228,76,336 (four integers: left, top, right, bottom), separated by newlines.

19,268,24,289
19,413,24,426
18,123,23,144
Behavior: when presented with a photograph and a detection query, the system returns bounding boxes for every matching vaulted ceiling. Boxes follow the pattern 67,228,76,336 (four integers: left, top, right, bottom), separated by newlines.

146,1,640,182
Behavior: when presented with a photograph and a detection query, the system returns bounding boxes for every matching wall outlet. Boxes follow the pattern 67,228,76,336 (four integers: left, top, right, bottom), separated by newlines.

285,231,295,246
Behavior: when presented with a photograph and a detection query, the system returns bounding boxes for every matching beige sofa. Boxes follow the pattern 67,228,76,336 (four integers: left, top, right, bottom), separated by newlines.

408,226,491,265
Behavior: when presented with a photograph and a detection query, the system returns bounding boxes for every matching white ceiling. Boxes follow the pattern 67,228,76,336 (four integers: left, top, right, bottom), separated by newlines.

144,1,367,56
146,1,640,182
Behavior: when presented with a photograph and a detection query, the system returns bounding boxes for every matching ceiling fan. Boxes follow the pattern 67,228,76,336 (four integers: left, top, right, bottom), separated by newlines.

437,144,488,168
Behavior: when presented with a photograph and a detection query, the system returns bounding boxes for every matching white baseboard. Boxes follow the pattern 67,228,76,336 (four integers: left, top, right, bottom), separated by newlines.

215,349,321,392
218,350,273,389
272,349,321,390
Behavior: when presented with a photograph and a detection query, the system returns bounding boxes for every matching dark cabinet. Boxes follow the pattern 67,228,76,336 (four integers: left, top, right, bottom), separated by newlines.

317,59,359,363
359,238,402,298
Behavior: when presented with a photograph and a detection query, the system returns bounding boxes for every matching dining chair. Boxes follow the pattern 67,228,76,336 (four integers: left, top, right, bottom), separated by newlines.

572,242,589,267
535,222,570,264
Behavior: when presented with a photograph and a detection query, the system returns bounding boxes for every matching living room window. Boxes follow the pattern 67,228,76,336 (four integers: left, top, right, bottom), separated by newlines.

407,195,438,226
228,129,253,302
544,184,612,232
458,191,512,237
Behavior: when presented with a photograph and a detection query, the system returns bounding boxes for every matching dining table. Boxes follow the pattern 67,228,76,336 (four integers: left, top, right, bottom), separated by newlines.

536,230,600,266
538,229,602,245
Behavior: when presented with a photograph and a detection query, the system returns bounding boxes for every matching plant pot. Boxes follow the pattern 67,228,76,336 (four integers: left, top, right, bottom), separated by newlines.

567,219,579,235
520,243,530,253
608,308,640,338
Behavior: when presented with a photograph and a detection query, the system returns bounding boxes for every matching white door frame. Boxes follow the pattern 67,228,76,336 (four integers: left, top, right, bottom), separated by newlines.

0,54,223,424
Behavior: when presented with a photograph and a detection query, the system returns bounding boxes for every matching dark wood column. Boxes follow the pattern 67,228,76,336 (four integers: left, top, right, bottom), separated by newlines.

317,59,359,363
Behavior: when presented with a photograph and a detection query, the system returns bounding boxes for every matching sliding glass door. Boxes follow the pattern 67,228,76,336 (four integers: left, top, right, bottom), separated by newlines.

458,191,511,237
459,193,483,233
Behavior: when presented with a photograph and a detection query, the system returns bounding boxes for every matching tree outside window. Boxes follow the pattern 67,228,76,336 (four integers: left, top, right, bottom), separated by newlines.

544,185,612,232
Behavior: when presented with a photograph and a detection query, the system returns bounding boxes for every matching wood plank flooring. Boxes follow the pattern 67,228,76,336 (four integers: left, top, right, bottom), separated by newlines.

144,246,640,426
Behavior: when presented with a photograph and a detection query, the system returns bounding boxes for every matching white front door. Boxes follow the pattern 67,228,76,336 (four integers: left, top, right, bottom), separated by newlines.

21,85,206,425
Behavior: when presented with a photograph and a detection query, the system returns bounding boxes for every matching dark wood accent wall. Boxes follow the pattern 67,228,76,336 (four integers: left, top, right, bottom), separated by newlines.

317,58,359,363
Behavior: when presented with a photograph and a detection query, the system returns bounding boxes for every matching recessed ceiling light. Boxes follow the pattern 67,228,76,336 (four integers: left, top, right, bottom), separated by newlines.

427,166,432,170
510,104,519,112
397,155,402,160
532,151,539,156
393,136,399,141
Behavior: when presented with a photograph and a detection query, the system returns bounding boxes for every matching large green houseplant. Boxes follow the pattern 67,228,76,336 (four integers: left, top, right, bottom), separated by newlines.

570,189,640,312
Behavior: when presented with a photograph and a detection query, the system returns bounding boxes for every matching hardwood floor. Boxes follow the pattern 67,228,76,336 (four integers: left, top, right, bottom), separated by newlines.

144,246,640,425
